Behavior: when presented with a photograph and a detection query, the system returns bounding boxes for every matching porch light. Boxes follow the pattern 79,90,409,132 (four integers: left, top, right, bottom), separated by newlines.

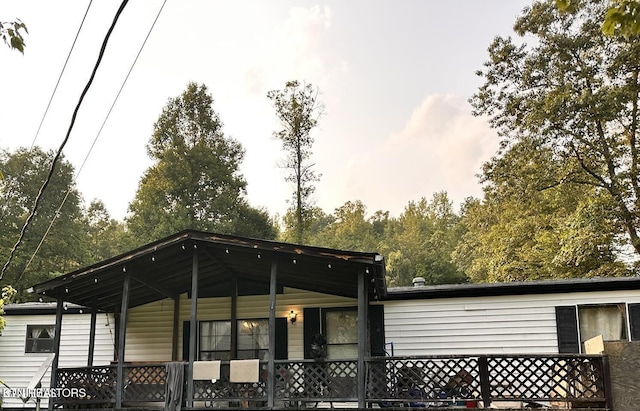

289,310,297,324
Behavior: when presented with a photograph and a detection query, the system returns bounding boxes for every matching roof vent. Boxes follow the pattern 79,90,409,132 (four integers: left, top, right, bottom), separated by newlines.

412,277,426,287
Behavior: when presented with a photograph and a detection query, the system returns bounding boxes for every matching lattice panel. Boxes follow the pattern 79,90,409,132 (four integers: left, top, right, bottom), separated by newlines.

367,357,481,402
122,365,166,402
55,366,117,406
271,360,358,401
488,356,606,402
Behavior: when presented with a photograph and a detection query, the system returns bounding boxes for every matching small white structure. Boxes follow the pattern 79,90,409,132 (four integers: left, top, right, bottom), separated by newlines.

0,303,114,409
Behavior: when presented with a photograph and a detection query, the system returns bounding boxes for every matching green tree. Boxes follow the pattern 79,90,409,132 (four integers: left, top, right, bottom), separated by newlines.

85,200,135,263
0,147,88,299
267,80,324,244
383,193,467,287
310,201,379,251
453,142,629,282
0,19,27,53
472,0,640,256
127,82,275,243
557,0,640,36
0,285,16,336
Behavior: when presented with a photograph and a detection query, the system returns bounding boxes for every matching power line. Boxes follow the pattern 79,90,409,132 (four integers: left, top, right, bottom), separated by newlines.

17,0,168,282
0,0,130,282
29,1,93,150
0,1,93,224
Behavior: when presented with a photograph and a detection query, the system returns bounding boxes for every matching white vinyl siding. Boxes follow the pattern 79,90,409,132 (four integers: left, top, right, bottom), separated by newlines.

384,289,640,356
0,312,114,408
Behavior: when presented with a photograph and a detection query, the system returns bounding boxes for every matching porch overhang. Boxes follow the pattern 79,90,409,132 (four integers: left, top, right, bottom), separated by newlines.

30,230,387,311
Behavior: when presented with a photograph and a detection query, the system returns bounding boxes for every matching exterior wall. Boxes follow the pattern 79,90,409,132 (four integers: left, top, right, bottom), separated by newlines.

124,287,357,362
384,289,640,356
0,311,114,408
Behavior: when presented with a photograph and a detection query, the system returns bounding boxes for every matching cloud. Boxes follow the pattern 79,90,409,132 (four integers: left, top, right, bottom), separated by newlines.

242,5,342,97
328,94,499,216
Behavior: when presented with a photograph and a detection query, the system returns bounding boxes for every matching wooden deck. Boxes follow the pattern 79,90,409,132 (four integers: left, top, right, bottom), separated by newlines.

51,354,611,409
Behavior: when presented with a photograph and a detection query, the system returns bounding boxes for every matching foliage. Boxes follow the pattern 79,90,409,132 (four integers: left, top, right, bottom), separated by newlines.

127,82,276,244
0,19,27,53
267,80,324,244
382,192,468,287
556,0,640,36
0,148,89,300
472,0,640,257
310,201,379,251
453,185,629,283
84,200,135,263
0,285,16,336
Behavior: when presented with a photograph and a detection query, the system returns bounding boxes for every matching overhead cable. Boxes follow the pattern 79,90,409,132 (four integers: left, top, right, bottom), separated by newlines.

17,0,168,282
0,1,93,224
1,0,130,281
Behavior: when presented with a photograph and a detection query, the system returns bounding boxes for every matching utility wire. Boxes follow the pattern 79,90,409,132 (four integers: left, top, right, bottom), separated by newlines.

17,0,168,281
29,1,93,150
0,0,130,281
0,1,93,223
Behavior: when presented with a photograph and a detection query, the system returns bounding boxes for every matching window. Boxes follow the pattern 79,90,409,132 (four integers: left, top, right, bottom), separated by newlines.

556,303,633,353
579,304,628,347
199,320,231,360
198,319,276,360
25,325,55,353
324,309,358,359
237,319,269,360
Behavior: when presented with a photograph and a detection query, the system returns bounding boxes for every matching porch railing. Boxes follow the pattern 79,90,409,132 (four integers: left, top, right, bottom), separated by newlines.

52,354,610,409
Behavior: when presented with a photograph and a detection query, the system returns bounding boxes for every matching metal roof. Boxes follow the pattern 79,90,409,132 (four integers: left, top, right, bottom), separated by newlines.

29,230,387,311
385,276,640,300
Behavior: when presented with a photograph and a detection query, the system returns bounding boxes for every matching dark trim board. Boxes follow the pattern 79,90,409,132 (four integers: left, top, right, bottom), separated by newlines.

386,276,640,300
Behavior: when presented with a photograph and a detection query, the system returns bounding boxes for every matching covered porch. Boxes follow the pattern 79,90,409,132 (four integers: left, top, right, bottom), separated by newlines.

30,230,386,409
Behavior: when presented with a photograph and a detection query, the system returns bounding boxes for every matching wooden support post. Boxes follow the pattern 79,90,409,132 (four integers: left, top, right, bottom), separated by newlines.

172,294,180,361
116,273,131,409
602,355,613,411
267,258,278,409
230,276,238,359
479,356,492,408
186,247,199,408
357,269,368,408
88,304,97,367
47,299,64,411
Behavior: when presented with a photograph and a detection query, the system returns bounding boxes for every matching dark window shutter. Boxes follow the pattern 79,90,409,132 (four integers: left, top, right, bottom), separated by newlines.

303,308,321,359
275,317,288,359
556,306,580,353
369,305,385,357
629,303,640,341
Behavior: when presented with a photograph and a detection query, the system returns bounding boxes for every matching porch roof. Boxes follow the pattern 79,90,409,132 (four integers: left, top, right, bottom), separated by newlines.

29,230,387,311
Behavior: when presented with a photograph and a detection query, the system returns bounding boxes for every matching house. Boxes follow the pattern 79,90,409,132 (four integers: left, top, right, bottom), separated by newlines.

1,230,629,409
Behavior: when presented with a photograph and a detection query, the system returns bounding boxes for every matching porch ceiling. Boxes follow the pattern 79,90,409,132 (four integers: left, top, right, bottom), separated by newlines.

30,230,387,311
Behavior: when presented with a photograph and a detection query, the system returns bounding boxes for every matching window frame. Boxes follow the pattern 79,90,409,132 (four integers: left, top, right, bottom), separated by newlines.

198,320,231,361
197,317,279,361
577,303,630,348
322,307,358,360
25,324,55,353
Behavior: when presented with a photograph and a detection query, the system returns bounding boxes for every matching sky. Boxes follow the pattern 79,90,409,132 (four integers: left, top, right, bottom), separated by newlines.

1,1,532,221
